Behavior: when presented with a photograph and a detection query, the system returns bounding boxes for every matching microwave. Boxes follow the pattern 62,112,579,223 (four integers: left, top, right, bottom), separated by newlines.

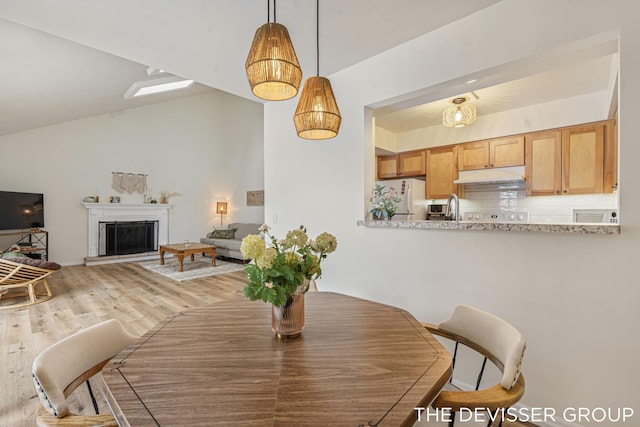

573,209,618,224
426,204,447,220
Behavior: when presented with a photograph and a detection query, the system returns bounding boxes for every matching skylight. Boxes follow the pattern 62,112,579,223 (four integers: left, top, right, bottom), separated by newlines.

123,76,194,99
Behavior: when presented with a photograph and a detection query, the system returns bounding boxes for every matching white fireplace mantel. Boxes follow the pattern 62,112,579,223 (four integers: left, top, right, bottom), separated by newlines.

83,203,171,259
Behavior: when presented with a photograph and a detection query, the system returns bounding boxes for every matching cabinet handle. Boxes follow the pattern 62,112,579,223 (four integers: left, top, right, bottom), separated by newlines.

563,189,568,193
484,165,488,168
490,164,494,167
556,190,561,194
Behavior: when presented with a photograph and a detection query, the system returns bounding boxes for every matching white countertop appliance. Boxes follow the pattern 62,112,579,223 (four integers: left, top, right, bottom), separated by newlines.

573,209,618,224
375,178,426,220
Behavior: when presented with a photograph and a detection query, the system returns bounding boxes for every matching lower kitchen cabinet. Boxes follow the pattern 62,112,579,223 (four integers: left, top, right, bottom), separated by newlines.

426,146,459,199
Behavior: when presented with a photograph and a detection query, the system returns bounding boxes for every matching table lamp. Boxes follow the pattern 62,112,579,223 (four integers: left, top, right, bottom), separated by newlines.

216,202,228,226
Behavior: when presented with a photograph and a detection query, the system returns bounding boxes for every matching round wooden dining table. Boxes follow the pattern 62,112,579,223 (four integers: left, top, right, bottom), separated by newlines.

100,292,452,427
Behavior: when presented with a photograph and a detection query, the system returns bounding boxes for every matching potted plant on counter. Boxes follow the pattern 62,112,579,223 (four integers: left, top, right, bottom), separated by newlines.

369,184,402,220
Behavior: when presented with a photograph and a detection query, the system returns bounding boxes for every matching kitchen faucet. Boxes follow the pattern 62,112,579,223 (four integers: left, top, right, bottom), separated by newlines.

445,193,459,223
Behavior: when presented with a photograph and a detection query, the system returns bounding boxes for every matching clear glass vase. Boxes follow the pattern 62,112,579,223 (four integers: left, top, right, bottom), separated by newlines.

272,290,305,339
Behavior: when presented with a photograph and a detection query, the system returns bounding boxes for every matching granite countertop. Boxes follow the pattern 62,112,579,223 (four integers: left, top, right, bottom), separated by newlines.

357,219,620,235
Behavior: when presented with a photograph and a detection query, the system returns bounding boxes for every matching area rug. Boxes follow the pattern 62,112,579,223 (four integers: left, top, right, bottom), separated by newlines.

139,258,246,281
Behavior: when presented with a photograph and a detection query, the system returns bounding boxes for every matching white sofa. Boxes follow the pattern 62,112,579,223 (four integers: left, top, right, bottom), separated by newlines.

199,223,261,261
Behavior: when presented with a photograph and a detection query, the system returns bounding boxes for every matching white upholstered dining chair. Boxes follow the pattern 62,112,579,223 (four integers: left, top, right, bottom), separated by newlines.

32,319,138,427
423,305,526,427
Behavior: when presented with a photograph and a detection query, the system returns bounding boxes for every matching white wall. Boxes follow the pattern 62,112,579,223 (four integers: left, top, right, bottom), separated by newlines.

393,91,611,151
0,91,264,265
265,1,639,425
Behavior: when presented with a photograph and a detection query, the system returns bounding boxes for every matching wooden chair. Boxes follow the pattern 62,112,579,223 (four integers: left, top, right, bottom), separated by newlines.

32,319,139,427
0,258,60,309
423,305,526,427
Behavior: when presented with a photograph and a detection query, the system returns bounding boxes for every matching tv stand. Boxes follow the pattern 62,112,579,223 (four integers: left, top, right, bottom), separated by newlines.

0,230,48,261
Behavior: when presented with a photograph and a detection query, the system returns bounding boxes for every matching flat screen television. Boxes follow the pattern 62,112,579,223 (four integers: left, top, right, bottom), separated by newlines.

0,191,45,230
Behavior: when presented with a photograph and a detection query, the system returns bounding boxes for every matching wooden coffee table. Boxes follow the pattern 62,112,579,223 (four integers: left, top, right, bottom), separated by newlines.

159,243,216,272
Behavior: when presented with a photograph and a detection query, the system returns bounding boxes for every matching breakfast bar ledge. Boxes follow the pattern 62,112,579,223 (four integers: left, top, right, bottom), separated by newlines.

357,219,620,235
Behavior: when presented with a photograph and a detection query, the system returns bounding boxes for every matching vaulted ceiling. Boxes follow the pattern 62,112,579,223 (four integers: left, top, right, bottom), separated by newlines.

0,1,616,138
0,0,501,136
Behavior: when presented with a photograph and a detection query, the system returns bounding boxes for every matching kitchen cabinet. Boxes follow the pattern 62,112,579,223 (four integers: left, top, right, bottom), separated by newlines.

458,136,524,171
376,150,425,179
399,150,426,176
603,118,618,193
426,146,459,199
524,131,562,196
525,123,606,196
377,155,399,179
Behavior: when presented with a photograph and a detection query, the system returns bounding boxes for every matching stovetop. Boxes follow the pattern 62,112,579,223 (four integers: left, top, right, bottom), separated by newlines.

463,211,529,223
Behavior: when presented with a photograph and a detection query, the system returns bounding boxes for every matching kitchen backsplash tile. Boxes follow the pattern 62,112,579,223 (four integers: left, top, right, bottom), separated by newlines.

428,190,618,224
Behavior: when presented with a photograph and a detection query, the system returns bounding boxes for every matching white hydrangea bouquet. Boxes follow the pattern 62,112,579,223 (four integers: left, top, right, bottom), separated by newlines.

240,225,337,307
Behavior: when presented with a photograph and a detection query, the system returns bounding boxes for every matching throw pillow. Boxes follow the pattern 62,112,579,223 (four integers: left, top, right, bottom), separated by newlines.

0,251,27,259
209,228,237,239
1,256,62,271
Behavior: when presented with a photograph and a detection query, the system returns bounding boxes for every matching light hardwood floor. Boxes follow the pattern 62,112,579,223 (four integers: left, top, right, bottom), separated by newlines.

1,261,247,427
1,262,534,427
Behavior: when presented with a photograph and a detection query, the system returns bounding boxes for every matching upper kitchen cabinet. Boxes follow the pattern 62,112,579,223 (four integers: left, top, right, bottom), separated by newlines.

525,122,612,196
524,131,562,196
562,124,604,194
604,118,618,193
399,150,426,176
377,154,399,179
376,150,425,179
458,136,524,171
426,146,459,199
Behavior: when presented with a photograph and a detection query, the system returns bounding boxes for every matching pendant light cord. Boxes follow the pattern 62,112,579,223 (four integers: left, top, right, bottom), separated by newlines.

267,0,276,23
316,0,319,76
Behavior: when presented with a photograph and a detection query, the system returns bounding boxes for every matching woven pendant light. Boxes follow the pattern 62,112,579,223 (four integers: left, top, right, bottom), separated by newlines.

293,0,341,139
443,96,476,128
245,1,302,101
294,76,341,139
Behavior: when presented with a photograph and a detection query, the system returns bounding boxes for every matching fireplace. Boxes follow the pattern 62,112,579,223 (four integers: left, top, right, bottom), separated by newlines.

83,203,171,264
98,221,158,256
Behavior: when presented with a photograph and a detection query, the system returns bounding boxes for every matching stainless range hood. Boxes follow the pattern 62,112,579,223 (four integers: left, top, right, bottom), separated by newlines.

454,166,525,186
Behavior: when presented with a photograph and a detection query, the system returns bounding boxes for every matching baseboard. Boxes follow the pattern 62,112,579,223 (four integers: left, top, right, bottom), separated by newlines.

84,252,161,266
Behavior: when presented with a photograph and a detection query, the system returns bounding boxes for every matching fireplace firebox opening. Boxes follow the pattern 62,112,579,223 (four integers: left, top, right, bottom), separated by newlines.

98,220,158,256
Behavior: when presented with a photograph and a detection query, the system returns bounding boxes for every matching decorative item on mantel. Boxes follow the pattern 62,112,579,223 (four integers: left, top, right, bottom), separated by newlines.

159,191,181,204
369,184,402,220
240,224,337,339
